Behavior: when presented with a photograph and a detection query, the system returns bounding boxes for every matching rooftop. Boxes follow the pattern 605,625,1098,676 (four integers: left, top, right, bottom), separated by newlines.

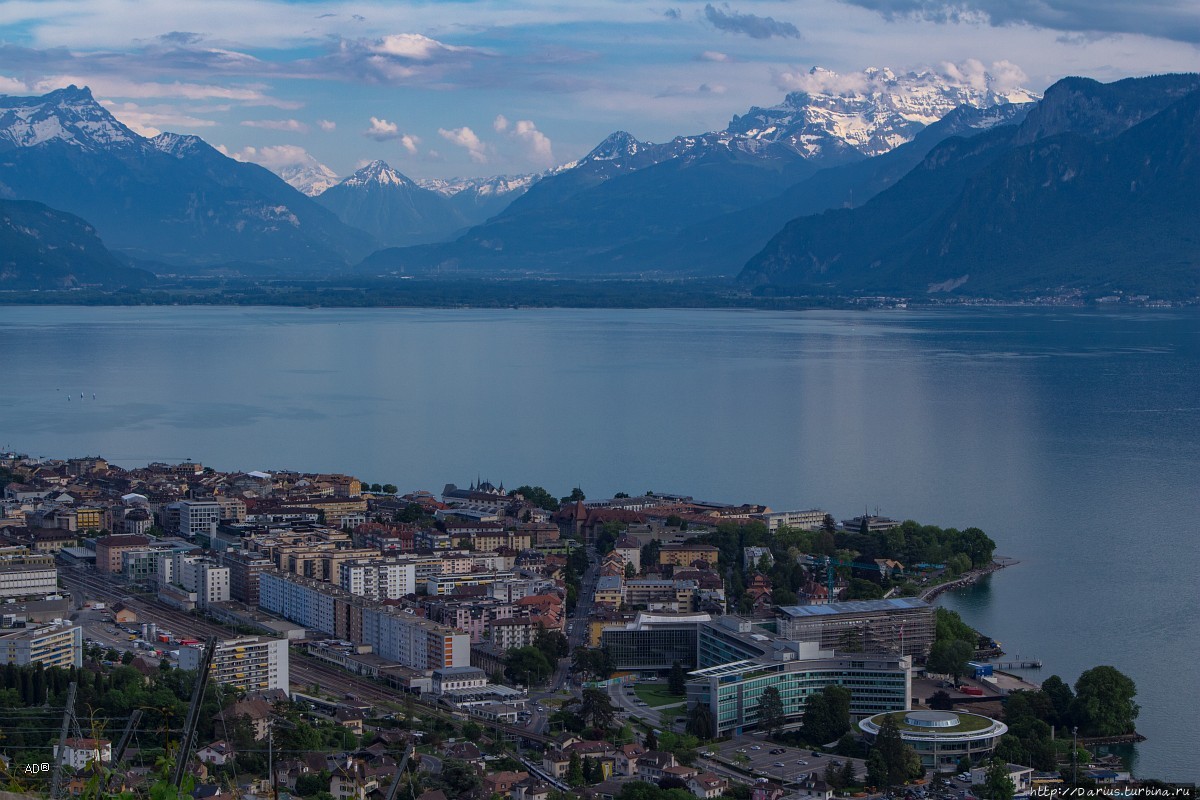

776,597,931,617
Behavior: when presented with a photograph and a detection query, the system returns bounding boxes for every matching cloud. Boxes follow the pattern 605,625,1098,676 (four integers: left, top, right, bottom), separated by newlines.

322,32,483,84
101,100,218,137
512,119,554,166
400,134,420,154
28,74,285,104
241,118,309,132
317,119,336,131
664,8,682,19
438,126,487,163
219,143,317,169
837,0,1200,44
0,75,29,93
493,114,510,132
699,51,732,62
363,116,401,140
704,4,801,39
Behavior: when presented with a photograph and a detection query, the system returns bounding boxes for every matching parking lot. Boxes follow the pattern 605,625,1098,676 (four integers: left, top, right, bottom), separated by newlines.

704,734,864,785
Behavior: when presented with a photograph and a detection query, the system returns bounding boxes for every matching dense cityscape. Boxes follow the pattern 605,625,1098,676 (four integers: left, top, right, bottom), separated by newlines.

0,453,1153,800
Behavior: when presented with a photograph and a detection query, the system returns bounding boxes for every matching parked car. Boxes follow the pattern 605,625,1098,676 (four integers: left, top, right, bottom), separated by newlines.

774,762,786,768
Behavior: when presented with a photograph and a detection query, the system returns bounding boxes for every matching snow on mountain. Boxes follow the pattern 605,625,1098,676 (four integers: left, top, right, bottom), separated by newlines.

729,66,1041,159
148,132,209,158
417,172,541,199
340,159,416,189
0,85,139,153
279,159,341,197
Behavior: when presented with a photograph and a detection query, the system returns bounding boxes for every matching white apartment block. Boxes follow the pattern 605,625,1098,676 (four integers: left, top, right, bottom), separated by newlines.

488,617,538,651
756,509,828,532
0,562,57,599
431,666,487,695
54,738,111,770
173,553,231,608
179,636,289,695
0,621,82,668
339,559,416,600
362,605,470,670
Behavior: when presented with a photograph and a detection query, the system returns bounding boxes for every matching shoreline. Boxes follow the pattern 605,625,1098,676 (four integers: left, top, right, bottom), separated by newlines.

919,556,1016,603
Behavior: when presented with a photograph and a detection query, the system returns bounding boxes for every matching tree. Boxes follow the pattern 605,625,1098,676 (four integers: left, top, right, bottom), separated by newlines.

866,749,888,788
295,772,330,797
121,650,135,665
758,686,785,736
579,687,616,732
929,690,954,710
644,727,658,751
513,485,560,511
440,758,481,796
535,628,570,660
625,562,637,580
505,646,552,686
668,662,687,696
874,714,908,787
840,759,856,788
1071,666,1139,736
928,639,975,682
381,483,397,494
560,487,586,506
567,752,585,787
686,703,714,739
1041,674,1075,727
980,759,1015,800
800,685,851,746
845,578,884,600
825,762,841,790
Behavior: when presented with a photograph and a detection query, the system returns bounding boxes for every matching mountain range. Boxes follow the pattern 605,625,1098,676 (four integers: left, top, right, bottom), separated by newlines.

740,73,1200,297
0,70,1196,298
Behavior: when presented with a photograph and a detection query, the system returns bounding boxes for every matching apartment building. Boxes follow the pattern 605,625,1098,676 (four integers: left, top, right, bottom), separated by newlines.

179,636,289,695
0,620,82,668
339,558,417,600
94,534,152,574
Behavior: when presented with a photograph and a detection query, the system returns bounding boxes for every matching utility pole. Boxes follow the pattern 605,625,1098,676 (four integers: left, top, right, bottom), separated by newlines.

173,636,218,789
267,722,274,800
49,682,77,800
104,709,143,796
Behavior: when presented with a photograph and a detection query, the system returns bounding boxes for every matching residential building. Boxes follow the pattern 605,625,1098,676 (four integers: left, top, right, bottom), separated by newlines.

687,773,729,798
431,666,488,695
339,558,416,600
613,537,641,573
220,549,274,605
0,620,82,668
179,636,289,695
173,553,231,608
488,617,539,651
53,738,111,770
425,571,515,596
658,544,719,568
840,515,900,533
94,534,151,574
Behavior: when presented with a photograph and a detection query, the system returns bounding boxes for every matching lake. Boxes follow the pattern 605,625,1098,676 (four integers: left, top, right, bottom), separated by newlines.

1,305,1196,779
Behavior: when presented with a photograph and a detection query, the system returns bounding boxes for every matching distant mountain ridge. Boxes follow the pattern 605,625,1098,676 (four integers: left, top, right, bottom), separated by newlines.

361,66,1036,276
0,86,374,270
740,73,1200,297
0,198,153,289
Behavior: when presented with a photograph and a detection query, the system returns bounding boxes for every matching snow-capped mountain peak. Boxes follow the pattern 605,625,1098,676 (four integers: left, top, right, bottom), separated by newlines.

729,66,1041,159
149,132,209,158
279,160,341,197
342,159,415,189
0,85,140,153
416,173,541,199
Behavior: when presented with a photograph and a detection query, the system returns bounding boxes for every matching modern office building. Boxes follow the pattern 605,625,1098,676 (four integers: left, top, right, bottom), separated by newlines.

175,500,222,540
602,612,712,670
687,640,912,737
858,710,1007,771
426,571,515,596
0,546,57,599
775,598,936,659
0,620,82,668
180,636,289,695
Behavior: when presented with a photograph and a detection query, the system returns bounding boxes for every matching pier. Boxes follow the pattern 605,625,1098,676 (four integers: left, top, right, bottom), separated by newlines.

989,659,1042,669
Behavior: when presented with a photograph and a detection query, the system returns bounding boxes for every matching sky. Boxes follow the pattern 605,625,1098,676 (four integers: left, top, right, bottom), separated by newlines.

0,0,1198,181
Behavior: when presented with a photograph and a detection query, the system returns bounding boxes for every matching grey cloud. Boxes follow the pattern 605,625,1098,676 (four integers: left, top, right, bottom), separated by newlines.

838,0,1200,44
704,4,800,39
664,8,682,19
158,32,203,46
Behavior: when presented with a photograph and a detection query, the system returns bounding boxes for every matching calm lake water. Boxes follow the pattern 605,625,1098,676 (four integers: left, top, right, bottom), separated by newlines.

1,305,1197,780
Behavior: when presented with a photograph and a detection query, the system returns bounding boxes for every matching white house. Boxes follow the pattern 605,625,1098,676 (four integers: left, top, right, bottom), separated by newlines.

53,738,111,770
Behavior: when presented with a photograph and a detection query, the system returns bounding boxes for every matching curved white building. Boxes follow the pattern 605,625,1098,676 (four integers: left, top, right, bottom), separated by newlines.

858,710,1007,770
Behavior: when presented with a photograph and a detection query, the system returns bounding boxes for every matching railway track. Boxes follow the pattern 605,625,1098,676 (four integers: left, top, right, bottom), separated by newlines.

59,566,558,746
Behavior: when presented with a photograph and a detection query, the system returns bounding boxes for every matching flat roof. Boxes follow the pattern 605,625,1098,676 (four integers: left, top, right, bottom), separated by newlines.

777,597,931,617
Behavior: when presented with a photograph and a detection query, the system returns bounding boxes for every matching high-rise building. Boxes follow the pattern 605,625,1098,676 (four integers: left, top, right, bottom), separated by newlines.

179,636,289,695
775,598,936,659
0,620,82,668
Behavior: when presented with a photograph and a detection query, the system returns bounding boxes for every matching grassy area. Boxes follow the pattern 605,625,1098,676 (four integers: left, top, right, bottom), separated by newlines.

634,682,685,708
878,711,996,733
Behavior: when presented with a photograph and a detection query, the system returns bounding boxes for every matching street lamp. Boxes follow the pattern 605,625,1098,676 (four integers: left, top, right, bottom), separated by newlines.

1072,726,1078,783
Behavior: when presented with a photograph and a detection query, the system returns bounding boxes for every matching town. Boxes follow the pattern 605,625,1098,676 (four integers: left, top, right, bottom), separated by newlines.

0,454,1147,800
